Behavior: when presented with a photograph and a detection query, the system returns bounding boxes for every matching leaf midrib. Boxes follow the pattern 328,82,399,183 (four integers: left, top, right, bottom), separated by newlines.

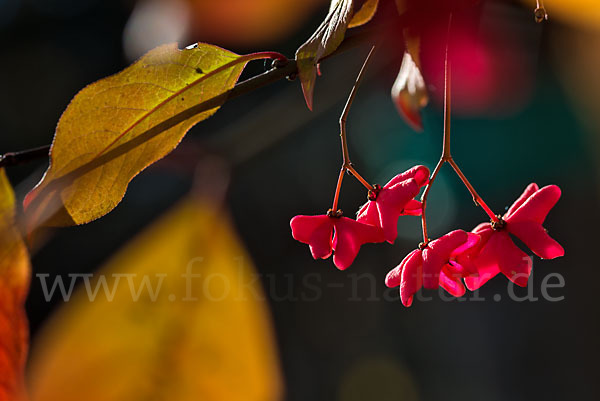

88,51,258,164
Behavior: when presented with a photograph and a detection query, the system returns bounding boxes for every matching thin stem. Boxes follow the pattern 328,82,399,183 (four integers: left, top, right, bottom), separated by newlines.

441,44,452,160
347,165,374,191
331,167,345,212
329,47,377,213
440,14,497,222
420,158,445,244
0,24,384,168
419,12,499,242
448,159,499,222
246,51,288,62
339,46,376,166
420,14,452,244
0,145,51,168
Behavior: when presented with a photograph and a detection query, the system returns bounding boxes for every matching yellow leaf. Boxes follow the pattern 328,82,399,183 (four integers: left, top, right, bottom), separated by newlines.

24,43,259,227
28,198,283,401
348,0,379,28
295,0,354,110
0,168,30,401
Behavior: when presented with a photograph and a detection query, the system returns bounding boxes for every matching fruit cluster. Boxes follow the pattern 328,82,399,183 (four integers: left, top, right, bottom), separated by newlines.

289,44,563,307
291,165,563,306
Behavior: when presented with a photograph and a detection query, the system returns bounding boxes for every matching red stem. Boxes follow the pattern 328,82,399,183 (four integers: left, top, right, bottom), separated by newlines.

420,158,445,244
347,165,375,192
246,51,288,62
331,167,345,213
419,12,500,243
329,47,376,213
448,159,499,222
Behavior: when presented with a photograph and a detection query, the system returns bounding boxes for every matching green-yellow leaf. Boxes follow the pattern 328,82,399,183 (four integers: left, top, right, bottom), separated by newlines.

28,197,283,401
348,0,379,28
0,168,30,401
295,0,353,110
24,43,255,227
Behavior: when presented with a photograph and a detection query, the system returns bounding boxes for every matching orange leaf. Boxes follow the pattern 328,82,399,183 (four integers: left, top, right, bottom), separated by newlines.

391,34,429,132
0,169,30,401
28,197,282,401
24,44,260,228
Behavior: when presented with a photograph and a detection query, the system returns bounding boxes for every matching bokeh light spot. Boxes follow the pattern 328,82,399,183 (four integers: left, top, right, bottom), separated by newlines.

123,0,190,62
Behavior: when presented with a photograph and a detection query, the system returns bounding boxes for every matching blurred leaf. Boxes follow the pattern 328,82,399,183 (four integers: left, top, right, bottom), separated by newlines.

0,169,30,401
188,0,325,46
296,0,353,110
394,0,406,14
348,0,379,28
24,43,256,227
391,34,428,132
28,198,283,401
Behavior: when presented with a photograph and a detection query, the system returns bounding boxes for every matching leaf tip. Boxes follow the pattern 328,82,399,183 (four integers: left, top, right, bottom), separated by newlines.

297,60,315,111
391,50,428,132
393,96,425,132
22,189,35,212
302,83,314,111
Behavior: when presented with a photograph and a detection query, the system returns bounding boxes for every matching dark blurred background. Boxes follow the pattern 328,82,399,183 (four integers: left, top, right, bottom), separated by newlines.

1,0,599,400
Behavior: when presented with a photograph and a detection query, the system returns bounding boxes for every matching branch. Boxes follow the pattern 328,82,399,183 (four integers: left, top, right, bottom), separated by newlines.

330,46,376,214
0,24,384,169
0,145,52,168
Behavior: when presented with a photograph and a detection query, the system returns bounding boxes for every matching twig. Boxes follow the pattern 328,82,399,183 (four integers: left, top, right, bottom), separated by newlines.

420,158,444,245
330,46,376,213
0,24,386,169
448,158,498,222
420,14,453,244
419,13,498,244
0,145,52,168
